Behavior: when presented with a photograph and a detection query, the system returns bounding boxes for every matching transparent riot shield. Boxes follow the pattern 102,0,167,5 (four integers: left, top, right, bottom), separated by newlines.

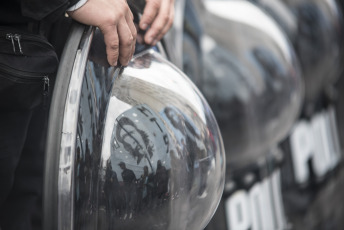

43,22,225,230
242,1,344,229
198,0,304,169
187,0,344,229
251,0,344,110
185,1,304,229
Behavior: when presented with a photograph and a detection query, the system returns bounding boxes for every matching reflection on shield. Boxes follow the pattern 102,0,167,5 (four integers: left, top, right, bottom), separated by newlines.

161,105,211,197
111,104,170,180
116,116,154,164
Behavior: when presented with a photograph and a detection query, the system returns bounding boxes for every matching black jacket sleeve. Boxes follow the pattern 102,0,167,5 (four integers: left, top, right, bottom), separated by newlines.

0,0,80,25
21,0,80,22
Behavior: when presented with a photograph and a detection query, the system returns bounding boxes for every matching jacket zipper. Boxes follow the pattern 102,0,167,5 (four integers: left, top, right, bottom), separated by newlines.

13,34,23,54
0,28,53,108
42,76,50,107
0,64,50,98
2,30,54,55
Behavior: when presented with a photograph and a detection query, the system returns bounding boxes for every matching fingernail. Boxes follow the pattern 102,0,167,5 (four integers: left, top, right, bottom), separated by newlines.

113,61,117,66
153,39,158,46
141,23,148,30
146,36,154,44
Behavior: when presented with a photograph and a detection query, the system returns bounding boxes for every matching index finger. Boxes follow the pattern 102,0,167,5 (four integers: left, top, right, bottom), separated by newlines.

144,0,171,44
102,25,120,66
140,0,161,30
118,18,136,66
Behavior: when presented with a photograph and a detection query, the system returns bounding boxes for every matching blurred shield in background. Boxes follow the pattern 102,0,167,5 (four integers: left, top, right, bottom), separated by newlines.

190,0,303,175
250,0,344,112
246,0,344,229
177,0,304,229
183,0,344,229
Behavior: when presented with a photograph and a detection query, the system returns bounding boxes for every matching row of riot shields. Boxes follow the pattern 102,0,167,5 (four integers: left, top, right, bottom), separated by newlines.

42,0,344,229
175,0,344,229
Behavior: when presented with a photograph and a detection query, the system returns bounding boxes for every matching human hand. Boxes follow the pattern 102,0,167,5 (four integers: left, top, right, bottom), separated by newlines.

139,0,175,45
68,0,137,66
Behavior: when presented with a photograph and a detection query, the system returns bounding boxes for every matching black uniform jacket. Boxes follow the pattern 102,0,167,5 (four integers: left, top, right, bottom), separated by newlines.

0,0,79,25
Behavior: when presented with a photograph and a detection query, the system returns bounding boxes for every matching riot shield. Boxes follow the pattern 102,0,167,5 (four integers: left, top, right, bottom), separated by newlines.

243,0,344,229
188,0,344,229
198,0,303,169
43,22,225,230
185,1,304,229
251,0,344,111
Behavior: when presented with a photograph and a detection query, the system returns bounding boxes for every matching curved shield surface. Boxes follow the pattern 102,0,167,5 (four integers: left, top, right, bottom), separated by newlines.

243,1,344,229
194,1,344,229
183,1,304,229
198,0,303,169
44,25,225,230
252,0,344,108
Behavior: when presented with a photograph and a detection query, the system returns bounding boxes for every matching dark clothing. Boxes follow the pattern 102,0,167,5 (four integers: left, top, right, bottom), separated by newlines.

0,1,28,25
104,171,120,227
0,1,77,229
0,103,49,230
121,168,136,215
156,165,168,198
0,0,79,25
122,168,136,187
104,171,120,205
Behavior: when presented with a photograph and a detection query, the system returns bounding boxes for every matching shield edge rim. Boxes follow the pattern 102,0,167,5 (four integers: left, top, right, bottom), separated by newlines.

43,22,87,230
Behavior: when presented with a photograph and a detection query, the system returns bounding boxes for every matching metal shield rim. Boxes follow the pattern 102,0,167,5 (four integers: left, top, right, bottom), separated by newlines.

43,22,87,230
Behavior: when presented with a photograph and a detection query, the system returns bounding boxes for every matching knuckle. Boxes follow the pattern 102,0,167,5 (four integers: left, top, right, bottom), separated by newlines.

117,11,125,19
103,14,118,25
123,37,133,47
108,40,119,50
132,29,137,39
155,25,164,33
162,14,169,23
102,15,113,25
